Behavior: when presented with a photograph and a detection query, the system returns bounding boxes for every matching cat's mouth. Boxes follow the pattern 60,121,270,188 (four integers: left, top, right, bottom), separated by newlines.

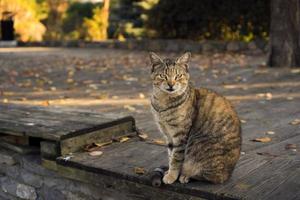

166,88,175,92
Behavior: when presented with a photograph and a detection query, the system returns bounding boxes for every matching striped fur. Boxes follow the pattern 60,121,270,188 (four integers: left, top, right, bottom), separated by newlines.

149,52,241,184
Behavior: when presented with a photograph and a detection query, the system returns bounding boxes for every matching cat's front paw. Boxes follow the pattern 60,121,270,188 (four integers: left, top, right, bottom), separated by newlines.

179,175,190,184
163,171,178,184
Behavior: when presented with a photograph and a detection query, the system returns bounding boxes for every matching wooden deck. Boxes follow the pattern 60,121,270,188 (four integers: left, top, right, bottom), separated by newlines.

0,47,299,199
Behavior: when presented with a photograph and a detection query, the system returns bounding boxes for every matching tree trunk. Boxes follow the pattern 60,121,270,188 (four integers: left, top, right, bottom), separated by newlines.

102,0,110,40
268,0,300,67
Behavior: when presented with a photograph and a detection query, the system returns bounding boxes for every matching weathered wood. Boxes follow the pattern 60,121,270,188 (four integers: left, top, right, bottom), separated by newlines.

55,132,300,200
0,134,29,145
55,161,206,200
60,118,135,155
0,104,130,141
40,141,60,160
0,141,40,155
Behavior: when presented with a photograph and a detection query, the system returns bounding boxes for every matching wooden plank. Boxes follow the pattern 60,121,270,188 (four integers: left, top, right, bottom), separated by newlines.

55,161,206,200
261,168,300,200
40,141,60,160
218,156,300,199
56,134,300,200
0,104,133,141
56,138,267,199
60,117,135,155
0,141,40,154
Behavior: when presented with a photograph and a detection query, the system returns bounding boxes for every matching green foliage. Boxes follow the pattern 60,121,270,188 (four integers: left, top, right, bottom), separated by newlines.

147,0,270,41
109,0,158,39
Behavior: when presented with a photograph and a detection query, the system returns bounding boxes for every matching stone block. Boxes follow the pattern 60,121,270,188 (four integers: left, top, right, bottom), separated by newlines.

21,155,59,178
0,149,17,165
0,177,37,200
16,184,37,200
20,169,43,188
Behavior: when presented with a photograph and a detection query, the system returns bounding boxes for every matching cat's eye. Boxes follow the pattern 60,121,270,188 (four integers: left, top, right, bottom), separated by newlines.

158,74,167,80
175,74,183,80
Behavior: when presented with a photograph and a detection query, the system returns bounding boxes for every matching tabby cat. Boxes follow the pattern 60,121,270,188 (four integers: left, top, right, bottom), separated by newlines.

149,52,241,184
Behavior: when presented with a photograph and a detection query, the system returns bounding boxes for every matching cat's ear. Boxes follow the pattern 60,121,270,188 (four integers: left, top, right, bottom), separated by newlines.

176,52,191,72
149,52,163,65
176,52,191,65
149,52,163,73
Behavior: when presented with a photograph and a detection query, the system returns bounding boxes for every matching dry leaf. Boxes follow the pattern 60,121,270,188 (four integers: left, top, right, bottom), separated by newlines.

94,141,113,148
50,86,56,91
289,119,300,125
84,141,112,152
291,69,300,74
257,152,278,157
266,131,275,135
124,105,136,111
134,167,145,175
89,151,103,156
120,136,130,143
152,139,166,145
41,100,50,106
252,137,271,143
285,144,297,150
139,93,145,99
138,133,148,140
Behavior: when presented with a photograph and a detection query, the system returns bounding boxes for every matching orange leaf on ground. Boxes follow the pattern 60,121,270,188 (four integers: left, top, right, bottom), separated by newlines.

252,137,272,143
134,167,146,175
89,151,103,156
41,100,50,106
289,119,300,125
119,136,130,143
152,139,166,145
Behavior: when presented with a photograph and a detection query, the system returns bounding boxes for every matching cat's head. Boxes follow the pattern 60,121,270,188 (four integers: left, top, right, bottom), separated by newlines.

149,52,191,95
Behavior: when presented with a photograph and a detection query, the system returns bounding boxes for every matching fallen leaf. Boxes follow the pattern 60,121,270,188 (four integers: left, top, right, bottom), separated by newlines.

94,141,113,147
152,139,166,145
252,137,272,143
289,119,300,125
84,141,112,152
120,136,130,143
138,133,148,140
240,119,247,124
291,69,300,74
134,167,146,175
266,131,275,135
124,105,136,111
257,152,278,157
265,93,273,100
50,86,56,91
285,144,297,150
41,100,50,106
139,93,145,99
89,151,103,156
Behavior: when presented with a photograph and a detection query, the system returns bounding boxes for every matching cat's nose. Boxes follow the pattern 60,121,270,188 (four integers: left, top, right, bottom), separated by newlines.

167,83,174,89
167,80,175,88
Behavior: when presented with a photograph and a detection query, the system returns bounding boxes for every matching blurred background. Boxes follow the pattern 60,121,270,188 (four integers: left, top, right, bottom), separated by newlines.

0,0,270,42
